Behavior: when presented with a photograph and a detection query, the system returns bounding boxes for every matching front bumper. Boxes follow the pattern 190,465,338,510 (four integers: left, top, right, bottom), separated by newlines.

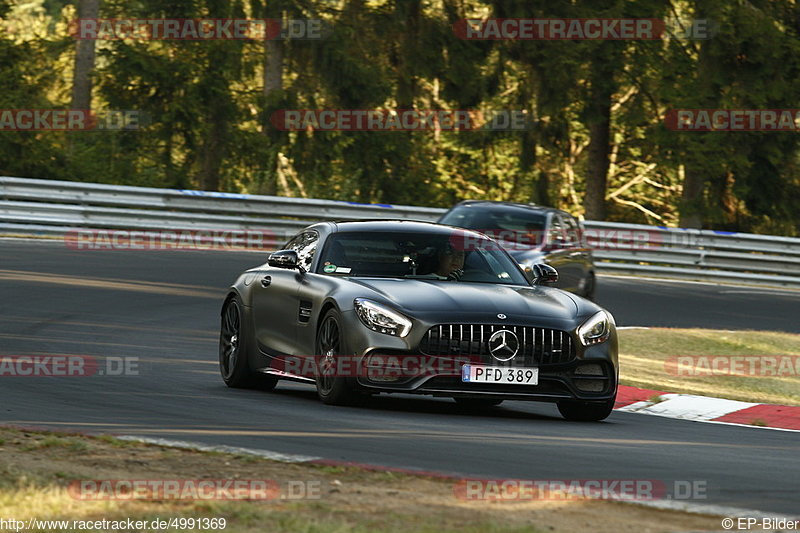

339,309,619,402
355,352,616,402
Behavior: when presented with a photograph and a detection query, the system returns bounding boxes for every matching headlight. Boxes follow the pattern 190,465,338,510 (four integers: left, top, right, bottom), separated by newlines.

354,298,412,337
577,310,613,346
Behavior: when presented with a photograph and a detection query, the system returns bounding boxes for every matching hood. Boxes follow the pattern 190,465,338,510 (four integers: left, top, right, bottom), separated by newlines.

347,278,579,321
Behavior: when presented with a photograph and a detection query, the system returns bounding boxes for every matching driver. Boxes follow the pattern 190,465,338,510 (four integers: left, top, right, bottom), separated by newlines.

435,244,465,280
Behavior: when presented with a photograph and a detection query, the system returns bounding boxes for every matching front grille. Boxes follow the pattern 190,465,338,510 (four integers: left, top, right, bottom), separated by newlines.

418,324,576,365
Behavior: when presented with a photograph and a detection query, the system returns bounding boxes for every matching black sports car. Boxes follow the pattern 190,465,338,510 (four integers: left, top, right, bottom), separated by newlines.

219,220,618,421
439,200,596,299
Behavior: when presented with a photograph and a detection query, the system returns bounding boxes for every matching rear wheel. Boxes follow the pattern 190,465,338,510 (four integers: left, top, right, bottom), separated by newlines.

315,309,362,405
219,296,277,390
557,397,615,421
453,398,504,408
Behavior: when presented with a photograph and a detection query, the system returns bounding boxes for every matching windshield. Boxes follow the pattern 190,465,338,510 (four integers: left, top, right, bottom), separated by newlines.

439,205,547,247
317,231,530,285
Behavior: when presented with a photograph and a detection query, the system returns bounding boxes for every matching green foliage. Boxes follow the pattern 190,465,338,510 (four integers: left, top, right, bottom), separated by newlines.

0,0,799,234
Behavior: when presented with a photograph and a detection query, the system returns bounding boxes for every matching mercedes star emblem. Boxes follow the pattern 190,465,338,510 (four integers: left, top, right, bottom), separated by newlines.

488,329,519,361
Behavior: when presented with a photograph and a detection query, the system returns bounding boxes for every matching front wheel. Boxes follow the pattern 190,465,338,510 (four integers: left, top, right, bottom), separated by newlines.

315,309,363,405
557,397,615,421
219,296,277,390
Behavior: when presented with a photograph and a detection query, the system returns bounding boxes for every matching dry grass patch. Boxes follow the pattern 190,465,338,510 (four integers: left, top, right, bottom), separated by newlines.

0,427,722,533
619,328,800,405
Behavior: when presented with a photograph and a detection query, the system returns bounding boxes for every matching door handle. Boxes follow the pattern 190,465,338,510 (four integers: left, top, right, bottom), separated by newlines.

261,276,272,287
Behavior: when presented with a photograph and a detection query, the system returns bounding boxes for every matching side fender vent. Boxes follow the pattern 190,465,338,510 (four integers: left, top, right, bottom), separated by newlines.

299,301,312,323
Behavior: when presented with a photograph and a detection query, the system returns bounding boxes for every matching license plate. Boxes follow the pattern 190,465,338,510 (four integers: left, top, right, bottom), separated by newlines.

461,365,538,385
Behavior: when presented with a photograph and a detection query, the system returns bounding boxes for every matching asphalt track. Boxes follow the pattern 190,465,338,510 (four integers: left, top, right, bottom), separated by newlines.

0,239,798,515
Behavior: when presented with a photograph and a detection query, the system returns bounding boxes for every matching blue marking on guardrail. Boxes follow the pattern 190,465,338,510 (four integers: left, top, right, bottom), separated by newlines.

712,230,738,235
658,225,692,231
176,189,248,199
338,200,394,208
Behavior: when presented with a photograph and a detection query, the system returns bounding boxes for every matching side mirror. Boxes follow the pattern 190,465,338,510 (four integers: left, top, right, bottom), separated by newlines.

268,250,305,272
532,263,558,286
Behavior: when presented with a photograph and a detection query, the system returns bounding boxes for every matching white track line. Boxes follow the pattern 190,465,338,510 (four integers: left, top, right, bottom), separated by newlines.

116,435,320,462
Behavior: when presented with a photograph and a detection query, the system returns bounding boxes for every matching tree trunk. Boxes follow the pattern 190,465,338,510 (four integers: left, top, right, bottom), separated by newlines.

517,66,537,202
518,125,536,200
264,38,283,96
379,0,420,204
71,0,99,110
535,171,550,206
197,0,232,193
583,47,616,221
395,0,420,109
199,104,226,191
261,3,285,196
678,42,711,230
679,168,704,228
584,114,611,220
678,0,719,229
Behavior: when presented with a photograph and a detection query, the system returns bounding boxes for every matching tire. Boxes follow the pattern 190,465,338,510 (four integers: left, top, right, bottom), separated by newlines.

453,398,504,408
219,295,278,390
557,397,615,421
315,308,362,405
583,272,596,301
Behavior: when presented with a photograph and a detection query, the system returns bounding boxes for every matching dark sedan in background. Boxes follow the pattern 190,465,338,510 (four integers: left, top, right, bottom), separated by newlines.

219,220,618,421
438,201,596,299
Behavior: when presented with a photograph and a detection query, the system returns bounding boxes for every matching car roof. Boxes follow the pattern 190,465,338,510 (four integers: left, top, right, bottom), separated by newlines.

449,200,568,216
325,219,485,235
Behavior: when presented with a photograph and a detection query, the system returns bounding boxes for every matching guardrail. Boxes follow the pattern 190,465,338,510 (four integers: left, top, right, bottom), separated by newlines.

2,176,799,288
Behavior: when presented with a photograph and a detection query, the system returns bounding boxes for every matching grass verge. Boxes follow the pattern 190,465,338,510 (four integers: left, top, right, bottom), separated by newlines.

619,328,800,405
0,427,723,533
